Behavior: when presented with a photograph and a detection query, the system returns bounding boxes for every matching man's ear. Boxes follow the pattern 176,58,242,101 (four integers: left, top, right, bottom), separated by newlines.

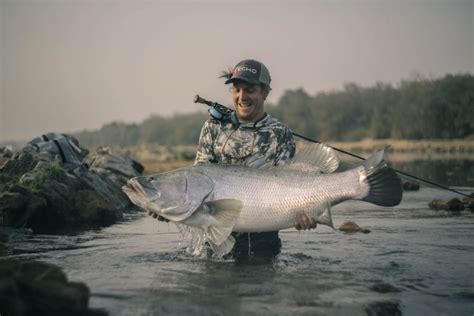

262,86,271,100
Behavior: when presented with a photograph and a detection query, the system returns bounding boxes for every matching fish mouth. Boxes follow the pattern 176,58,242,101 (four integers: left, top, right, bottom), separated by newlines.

123,177,161,206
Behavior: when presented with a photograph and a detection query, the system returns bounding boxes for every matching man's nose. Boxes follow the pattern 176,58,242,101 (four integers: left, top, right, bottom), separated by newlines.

237,89,248,100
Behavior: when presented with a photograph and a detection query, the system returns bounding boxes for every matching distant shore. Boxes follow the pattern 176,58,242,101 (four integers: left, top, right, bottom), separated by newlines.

325,138,474,162
327,138,474,154
122,138,474,174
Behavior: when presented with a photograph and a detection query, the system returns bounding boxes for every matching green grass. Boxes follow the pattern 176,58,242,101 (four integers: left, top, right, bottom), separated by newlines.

28,160,66,192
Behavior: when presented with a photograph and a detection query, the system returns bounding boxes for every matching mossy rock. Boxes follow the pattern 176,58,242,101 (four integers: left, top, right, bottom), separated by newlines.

0,260,107,316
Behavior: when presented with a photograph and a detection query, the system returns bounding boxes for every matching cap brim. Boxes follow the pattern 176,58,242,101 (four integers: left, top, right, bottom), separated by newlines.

225,76,261,85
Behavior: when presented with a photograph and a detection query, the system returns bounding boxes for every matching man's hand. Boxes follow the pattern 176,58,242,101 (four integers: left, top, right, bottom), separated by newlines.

294,214,317,230
148,211,169,223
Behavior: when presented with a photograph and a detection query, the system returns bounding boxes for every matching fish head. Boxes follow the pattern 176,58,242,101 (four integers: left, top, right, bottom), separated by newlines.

122,168,214,221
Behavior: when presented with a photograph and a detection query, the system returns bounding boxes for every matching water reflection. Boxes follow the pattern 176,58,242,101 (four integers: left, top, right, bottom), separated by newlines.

392,158,474,187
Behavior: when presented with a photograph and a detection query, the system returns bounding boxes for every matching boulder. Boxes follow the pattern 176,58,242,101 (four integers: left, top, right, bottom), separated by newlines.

403,181,420,191
428,198,464,212
462,192,474,211
446,198,464,211
85,145,144,184
428,199,445,210
338,220,371,234
0,259,107,316
0,230,7,256
0,133,142,233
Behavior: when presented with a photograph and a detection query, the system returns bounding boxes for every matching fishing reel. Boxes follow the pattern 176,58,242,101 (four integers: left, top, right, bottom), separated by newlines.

194,95,233,122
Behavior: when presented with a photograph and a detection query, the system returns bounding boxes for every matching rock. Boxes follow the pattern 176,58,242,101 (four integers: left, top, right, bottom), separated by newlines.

428,199,445,210
72,190,122,225
446,198,464,211
462,192,474,211
0,188,47,229
0,133,142,233
85,146,144,185
0,151,38,177
74,167,130,210
0,259,107,316
403,181,420,191
338,220,371,234
0,146,13,167
428,198,464,211
0,230,7,256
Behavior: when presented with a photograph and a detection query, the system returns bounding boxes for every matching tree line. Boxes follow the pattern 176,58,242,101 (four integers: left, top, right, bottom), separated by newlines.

75,73,474,147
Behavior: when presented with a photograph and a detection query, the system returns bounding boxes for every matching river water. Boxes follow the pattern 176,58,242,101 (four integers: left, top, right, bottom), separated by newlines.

3,158,474,315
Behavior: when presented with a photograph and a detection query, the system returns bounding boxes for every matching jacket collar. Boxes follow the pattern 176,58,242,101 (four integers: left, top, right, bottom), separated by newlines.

231,112,269,129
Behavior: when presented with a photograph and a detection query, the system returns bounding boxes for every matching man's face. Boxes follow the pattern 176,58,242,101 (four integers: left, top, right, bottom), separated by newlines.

231,81,269,123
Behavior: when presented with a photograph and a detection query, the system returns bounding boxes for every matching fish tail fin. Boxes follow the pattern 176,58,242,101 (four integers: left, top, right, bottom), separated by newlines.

316,201,336,230
361,148,403,207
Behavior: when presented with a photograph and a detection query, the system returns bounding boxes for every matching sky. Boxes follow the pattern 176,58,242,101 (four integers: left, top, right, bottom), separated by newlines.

0,0,473,142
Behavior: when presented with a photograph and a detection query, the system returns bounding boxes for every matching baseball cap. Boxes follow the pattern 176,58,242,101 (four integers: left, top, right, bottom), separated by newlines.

224,59,271,86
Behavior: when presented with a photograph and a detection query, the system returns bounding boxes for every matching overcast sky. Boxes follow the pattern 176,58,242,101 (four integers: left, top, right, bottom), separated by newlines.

1,0,473,142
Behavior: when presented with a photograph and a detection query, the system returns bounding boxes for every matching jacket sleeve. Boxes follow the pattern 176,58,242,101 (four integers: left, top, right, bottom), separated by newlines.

194,120,218,164
274,126,296,166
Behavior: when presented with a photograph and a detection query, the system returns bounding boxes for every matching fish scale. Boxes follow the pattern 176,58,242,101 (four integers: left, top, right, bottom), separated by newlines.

195,164,365,232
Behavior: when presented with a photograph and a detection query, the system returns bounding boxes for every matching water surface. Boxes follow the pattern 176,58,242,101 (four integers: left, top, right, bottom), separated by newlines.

3,159,474,315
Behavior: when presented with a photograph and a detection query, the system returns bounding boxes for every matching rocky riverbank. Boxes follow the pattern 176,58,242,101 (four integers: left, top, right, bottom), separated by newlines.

0,259,107,316
0,133,143,234
0,133,148,315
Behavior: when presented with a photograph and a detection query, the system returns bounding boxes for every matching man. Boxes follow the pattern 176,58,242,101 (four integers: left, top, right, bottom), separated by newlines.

194,59,317,258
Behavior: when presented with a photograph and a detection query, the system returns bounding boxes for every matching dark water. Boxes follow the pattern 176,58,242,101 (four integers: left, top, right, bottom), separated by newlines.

3,158,474,315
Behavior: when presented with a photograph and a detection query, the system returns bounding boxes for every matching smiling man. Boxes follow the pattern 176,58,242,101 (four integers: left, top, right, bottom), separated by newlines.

193,59,318,259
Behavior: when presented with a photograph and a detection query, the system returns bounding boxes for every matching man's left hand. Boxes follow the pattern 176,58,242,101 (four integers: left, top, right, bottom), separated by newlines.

294,214,317,230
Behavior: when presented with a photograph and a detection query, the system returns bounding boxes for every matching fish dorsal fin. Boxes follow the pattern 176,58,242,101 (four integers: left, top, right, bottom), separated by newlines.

244,155,275,169
292,142,340,174
203,199,242,247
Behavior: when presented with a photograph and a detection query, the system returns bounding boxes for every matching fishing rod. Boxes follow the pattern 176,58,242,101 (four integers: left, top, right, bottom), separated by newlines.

194,94,470,198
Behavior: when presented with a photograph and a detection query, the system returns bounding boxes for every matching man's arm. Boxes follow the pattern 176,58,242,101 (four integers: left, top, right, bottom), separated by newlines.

195,119,218,164
274,126,296,166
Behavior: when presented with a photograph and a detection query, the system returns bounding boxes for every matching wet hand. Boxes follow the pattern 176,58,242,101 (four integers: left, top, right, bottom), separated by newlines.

148,211,169,223
294,214,317,230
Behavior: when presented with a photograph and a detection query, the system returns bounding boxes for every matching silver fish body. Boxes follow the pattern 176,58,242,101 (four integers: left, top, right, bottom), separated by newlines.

123,147,402,254
183,163,364,232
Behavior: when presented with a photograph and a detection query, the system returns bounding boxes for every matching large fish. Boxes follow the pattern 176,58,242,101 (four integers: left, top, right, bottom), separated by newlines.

123,144,402,255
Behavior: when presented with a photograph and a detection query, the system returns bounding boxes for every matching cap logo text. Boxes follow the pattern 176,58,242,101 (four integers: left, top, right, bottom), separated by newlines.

235,66,257,74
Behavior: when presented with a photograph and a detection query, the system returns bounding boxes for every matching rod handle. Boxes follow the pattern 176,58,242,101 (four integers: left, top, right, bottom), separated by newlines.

194,94,211,106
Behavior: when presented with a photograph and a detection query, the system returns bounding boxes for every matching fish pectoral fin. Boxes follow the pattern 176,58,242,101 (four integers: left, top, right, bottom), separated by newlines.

206,225,234,247
316,202,336,230
205,199,243,224
208,235,236,257
203,199,242,246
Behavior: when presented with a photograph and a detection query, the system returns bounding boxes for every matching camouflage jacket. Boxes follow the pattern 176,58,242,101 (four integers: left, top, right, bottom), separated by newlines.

195,112,295,167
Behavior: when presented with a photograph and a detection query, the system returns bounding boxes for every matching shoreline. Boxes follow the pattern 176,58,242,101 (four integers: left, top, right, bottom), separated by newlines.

326,138,474,154
122,138,474,174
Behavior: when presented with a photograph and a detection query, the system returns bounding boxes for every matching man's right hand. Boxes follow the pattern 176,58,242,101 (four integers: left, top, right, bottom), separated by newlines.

148,211,170,222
